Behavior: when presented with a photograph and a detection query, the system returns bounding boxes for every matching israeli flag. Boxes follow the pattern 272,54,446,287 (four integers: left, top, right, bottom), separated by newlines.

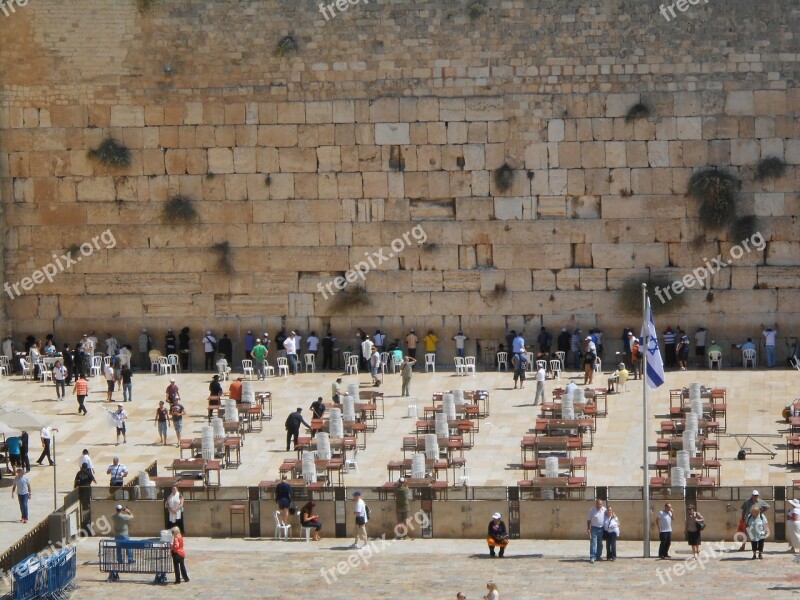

641,297,665,390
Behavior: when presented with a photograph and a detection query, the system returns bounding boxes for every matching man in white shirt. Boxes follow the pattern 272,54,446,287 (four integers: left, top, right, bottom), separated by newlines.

533,365,547,405
106,456,128,487
112,404,127,446
351,491,368,548
762,323,778,368
283,332,298,375
694,327,707,367
586,498,607,563
104,363,116,402
656,502,674,559
306,332,320,359
361,336,372,371
36,426,58,466
105,333,118,357
202,330,217,372
453,331,468,358
79,449,95,475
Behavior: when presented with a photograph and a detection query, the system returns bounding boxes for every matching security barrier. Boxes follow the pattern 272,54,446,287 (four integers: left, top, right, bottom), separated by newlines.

98,539,172,584
12,547,76,600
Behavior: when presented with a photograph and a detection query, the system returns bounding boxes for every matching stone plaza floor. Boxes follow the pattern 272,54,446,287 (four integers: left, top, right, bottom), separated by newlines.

1,361,799,597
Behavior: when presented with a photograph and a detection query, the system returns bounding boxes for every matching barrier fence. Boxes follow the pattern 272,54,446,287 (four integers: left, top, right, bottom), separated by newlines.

11,546,76,600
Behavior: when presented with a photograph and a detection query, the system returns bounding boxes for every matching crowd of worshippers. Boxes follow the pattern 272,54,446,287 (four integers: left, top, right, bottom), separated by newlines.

3,322,792,385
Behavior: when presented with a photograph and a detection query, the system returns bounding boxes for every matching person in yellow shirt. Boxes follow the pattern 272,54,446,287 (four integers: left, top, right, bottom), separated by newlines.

424,330,439,353
607,363,629,394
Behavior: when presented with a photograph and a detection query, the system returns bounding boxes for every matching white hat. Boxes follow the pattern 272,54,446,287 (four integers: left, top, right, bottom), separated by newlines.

206,330,211,334
752,489,759,496
116,504,123,510
170,378,176,382
585,336,592,340
491,512,501,520
790,499,800,508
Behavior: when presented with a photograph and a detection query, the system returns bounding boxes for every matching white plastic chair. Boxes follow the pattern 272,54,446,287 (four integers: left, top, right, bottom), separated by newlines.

458,465,471,486
168,354,181,373
463,356,476,376
103,356,111,368
39,360,52,382
549,359,561,380
708,351,722,370
594,357,602,373
242,359,254,380
497,352,508,372
380,352,389,375
346,355,359,375
90,356,103,378
157,356,170,376
536,359,547,371
277,357,289,377
454,357,465,376
300,524,314,542
19,358,32,380
344,446,359,474
526,352,535,372
407,397,418,418
149,351,162,374
216,360,231,380
743,349,757,369
274,511,291,541
425,353,436,373
555,351,566,371
342,351,351,370
264,360,275,378
304,354,315,373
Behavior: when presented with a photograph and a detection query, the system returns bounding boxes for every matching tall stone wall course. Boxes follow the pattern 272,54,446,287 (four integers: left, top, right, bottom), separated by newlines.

0,0,798,341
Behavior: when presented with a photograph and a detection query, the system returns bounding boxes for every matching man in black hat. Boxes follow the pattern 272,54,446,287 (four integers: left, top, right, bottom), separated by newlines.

284,407,311,451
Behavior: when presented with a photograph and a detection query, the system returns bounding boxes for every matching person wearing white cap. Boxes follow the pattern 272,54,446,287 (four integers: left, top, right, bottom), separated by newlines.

487,512,509,557
583,337,597,385
112,503,134,563
202,330,217,372
112,403,128,445
739,490,769,551
787,498,800,553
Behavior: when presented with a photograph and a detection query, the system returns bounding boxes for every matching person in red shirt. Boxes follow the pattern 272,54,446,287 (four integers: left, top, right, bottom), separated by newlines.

170,526,190,584
228,377,243,402
73,374,89,415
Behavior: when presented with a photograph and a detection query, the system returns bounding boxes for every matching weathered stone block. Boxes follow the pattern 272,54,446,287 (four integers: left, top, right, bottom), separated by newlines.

207,148,234,174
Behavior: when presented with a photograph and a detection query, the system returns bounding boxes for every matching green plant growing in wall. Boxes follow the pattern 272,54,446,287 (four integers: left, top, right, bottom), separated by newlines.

162,196,199,226
468,0,487,19
274,36,298,57
687,167,741,232
211,241,234,274
730,215,759,243
87,138,131,168
136,0,161,12
493,163,515,193
754,156,786,182
328,285,371,314
624,102,651,123
620,275,687,316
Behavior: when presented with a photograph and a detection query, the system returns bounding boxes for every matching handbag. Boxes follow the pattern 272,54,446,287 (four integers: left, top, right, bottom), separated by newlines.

696,520,706,531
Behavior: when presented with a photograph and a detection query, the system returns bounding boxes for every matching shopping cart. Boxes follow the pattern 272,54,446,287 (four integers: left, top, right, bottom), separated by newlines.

98,539,172,583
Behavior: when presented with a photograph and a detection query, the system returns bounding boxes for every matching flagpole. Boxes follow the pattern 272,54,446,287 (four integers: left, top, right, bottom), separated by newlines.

642,283,650,558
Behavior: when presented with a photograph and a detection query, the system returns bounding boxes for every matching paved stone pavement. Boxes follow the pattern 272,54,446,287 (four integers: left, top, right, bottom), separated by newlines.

61,538,800,598
1,363,799,584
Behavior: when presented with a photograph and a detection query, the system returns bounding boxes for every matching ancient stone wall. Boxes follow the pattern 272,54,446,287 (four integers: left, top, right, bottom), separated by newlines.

0,0,798,363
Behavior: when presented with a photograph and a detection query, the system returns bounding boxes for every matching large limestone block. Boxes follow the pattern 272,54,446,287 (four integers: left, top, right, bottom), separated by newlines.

556,269,581,291
495,197,532,220
570,195,600,219
217,294,288,317
494,244,571,270
278,148,316,173
61,295,142,318
754,193,784,217
579,268,607,291
419,246,459,271
455,198,492,221
465,97,503,121
765,242,800,266
581,141,605,168
411,270,443,292
591,243,634,269
443,270,480,292
676,117,702,140
731,266,758,289
439,98,465,121
607,268,649,290
605,93,640,118
375,123,410,145
632,243,669,268
731,139,759,165
110,106,144,127
258,125,297,147
537,196,567,218
76,177,114,202
207,148,234,174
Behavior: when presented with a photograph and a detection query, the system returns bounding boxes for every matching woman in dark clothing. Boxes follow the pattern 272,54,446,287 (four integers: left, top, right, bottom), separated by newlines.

487,512,509,558
208,375,223,403
178,327,191,371
300,501,323,541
